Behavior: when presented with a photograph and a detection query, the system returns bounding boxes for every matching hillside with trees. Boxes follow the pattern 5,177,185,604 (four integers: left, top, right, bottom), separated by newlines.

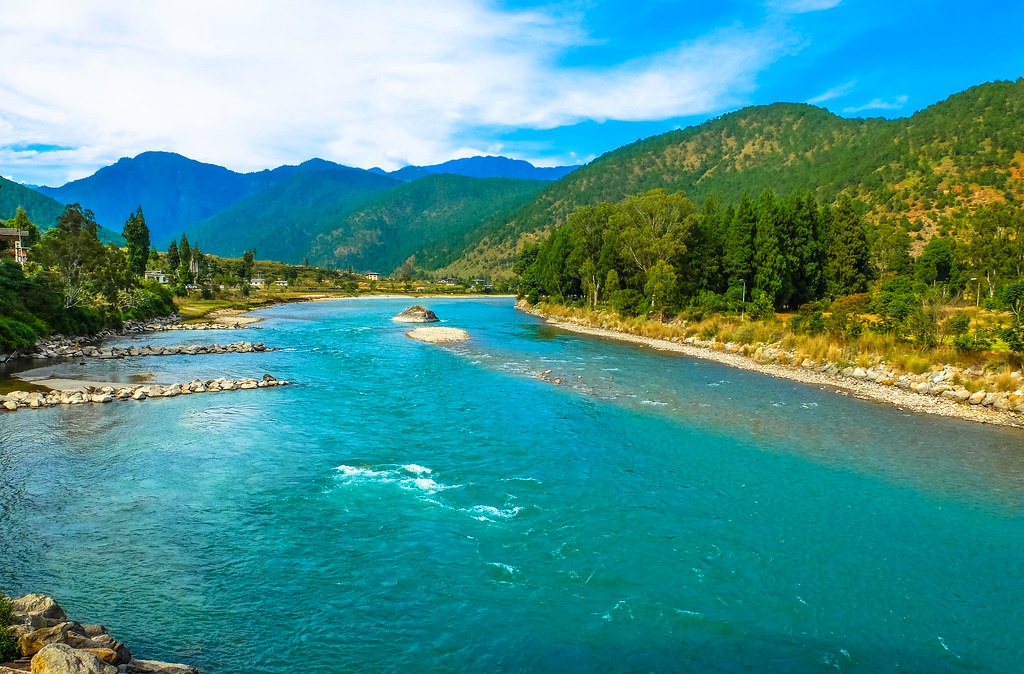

463,79,1024,279
187,167,402,264
307,174,548,275
0,177,66,230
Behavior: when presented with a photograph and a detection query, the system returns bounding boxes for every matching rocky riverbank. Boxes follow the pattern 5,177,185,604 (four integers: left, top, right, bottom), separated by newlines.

520,303,1024,429
0,375,289,412
26,341,274,361
0,592,195,673
0,316,254,364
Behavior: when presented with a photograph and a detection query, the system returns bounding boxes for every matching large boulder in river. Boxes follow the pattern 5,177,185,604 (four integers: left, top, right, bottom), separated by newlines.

392,306,440,323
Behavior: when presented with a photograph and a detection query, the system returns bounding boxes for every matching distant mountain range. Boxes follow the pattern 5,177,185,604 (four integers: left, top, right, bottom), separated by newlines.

5,78,1023,279
19,153,576,250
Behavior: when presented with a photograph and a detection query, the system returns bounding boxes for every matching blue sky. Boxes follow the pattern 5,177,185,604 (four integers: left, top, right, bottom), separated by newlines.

1,0,1022,186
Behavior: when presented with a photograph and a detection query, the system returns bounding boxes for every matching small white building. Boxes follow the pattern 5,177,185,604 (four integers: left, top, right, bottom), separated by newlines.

364,272,381,281
250,278,266,288
274,280,289,287
144,271,169,284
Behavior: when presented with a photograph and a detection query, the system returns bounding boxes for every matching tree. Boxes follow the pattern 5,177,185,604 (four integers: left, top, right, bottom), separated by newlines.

178,235,192,269
30,203,106,308
614,189,695,276
785,191,826,307
724,194,756,293
752,189,786,309
644,259,677,313
824,194,871,298
915,237,960,289
238,249,256,284
167,240,180,271
998,280,1024,357
121,206,151,276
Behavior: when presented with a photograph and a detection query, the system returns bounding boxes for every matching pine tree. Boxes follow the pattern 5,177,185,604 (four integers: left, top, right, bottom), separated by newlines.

167,240,180,271
785,191,825,307
825,194,872,297
121,206,151,276
753,189,786,308
724,194,756,294
178,234,192,272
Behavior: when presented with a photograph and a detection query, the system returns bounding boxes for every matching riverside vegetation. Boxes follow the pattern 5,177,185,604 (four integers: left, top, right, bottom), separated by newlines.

514,181,1024,422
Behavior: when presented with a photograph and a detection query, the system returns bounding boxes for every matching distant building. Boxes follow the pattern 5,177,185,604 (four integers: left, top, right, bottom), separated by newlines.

144,271,169,284
0,228,30,265
274,280,289,287
250,278,266,288
364,272,381,281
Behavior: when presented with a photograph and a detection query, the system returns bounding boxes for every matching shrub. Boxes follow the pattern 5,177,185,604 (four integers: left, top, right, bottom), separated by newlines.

0,316,38,353
610,289,645,317
0,594,18,661
746,291,775,321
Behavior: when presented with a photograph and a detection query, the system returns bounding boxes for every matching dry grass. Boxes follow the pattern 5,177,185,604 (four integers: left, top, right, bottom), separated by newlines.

531,301,1023,394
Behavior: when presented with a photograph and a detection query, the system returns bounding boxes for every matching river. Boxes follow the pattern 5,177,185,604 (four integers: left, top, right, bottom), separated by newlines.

1,297,1022,672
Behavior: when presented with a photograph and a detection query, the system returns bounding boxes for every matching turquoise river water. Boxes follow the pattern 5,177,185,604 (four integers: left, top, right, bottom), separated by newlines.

1,297,1023,673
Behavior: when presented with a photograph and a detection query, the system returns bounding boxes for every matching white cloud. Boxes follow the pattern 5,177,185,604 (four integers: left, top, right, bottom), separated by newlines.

0,0,792,184
843,95,910,114
806,81,857,104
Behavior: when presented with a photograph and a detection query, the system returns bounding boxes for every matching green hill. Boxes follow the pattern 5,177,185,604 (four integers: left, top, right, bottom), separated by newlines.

187,167,402,263
2,177,123,243
1,176,67,229
307,174,548,276
450,79,1024,277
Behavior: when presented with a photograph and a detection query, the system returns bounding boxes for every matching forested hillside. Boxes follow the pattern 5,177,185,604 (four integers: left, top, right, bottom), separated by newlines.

0,176,66,229
188,168,401,263
307,174,547,275
460,79,1024,278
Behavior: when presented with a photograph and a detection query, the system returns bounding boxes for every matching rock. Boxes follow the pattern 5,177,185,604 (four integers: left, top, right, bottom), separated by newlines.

392,305,440,323
80,648,117,664
13,595,68,623
406,327,470,343
30,643,116,674
969,391,987,405
122,660,198,674
131,390,147,401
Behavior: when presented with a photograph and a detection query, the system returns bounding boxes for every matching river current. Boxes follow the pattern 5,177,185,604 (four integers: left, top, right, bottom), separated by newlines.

1,297,1022,673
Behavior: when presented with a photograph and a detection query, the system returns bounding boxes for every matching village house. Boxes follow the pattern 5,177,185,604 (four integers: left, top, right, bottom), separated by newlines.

364,272,381,281
144,271,169,284
250,278,266,288
0,228,30,265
